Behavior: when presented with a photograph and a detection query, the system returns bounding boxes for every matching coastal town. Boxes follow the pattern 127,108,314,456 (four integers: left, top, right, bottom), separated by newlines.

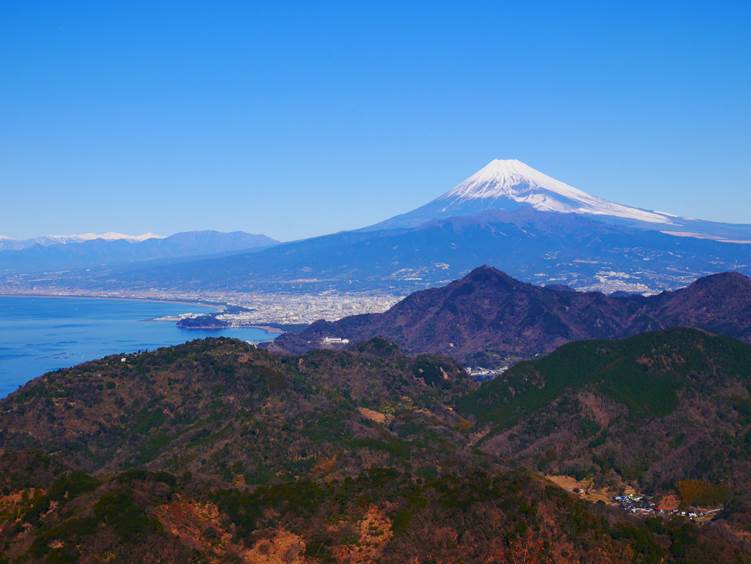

0,285,402,326
165,291,400,327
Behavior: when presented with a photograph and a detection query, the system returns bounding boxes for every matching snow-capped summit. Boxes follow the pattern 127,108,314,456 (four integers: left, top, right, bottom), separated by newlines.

371,158,674,230
0,232,164,251
437,159,670,224
41,232,163,244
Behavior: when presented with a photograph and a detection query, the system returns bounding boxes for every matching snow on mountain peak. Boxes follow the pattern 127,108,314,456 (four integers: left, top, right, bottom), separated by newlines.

450,159,588,199
439,159,671,224
44,232,163,244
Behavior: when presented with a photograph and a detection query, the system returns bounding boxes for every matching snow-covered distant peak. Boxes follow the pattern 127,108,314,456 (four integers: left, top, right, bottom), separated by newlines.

438,159,671,224
43,232,163,244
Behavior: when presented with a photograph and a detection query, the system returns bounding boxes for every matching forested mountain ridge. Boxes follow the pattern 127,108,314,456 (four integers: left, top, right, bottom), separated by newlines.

1,333,751,560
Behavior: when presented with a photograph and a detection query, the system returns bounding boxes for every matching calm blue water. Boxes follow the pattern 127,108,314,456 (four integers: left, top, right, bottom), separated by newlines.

0,296,276,398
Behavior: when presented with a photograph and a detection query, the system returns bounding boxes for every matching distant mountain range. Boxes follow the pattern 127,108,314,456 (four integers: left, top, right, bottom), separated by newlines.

0,231,162,249
0,230,277,274
2,159,750,293
274,266,751,364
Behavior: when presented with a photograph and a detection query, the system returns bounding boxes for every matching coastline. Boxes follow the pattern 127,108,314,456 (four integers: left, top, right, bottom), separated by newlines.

246,324,285,334
0,296,279,399
0,288,401,326
0,293,288,333
0,291,223,311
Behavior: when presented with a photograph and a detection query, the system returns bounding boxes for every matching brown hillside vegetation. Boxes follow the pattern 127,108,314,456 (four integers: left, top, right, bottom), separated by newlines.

0,335,750,561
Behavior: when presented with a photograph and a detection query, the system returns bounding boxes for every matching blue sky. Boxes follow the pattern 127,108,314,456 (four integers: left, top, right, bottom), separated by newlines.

1,1,749,241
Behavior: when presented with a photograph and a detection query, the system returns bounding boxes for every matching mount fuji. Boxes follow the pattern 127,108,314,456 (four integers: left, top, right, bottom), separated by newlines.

375,159,751,242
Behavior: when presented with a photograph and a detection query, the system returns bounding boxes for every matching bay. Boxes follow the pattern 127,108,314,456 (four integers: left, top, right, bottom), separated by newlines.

0,295,275,398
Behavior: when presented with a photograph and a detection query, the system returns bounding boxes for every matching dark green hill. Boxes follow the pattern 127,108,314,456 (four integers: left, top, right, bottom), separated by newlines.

458,328,751,492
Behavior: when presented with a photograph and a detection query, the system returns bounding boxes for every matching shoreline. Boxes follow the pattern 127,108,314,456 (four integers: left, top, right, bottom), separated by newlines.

0,288,402,326
0,292,288,333
0,291,223,311
245,324,284,334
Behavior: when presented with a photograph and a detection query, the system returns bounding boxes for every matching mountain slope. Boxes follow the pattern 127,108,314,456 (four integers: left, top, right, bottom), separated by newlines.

1,336,750,561
273,267,751,362
0,338,472,481
458,329,751,494
6,457,735,562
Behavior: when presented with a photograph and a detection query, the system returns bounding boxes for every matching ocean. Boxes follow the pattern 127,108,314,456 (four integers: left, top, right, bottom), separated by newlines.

0,295,276,398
